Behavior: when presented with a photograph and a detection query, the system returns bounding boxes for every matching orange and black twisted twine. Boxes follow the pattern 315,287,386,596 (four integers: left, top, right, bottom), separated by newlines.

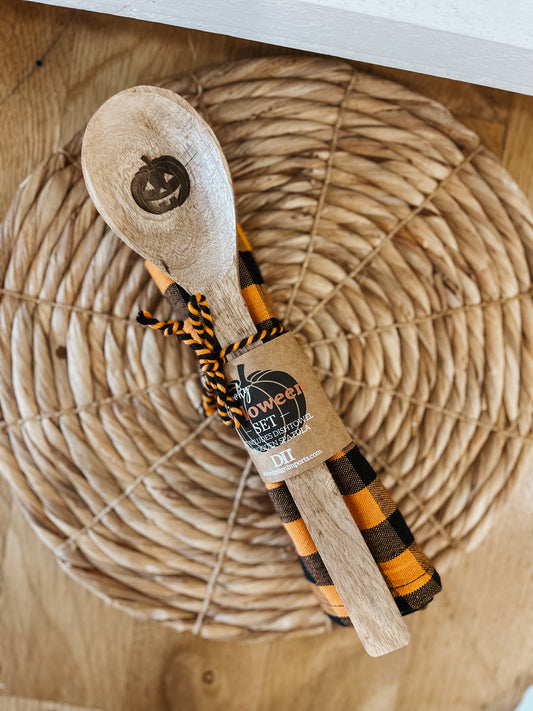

137,293,285,428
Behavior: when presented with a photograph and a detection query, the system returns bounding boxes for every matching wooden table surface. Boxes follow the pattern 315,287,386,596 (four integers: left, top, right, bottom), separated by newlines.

1,1,533,709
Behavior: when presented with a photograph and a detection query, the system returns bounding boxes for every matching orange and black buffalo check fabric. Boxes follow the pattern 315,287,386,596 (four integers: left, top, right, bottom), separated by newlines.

145,225,441,625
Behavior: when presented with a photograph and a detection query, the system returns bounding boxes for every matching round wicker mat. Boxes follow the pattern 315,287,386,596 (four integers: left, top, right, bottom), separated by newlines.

1,56,533,641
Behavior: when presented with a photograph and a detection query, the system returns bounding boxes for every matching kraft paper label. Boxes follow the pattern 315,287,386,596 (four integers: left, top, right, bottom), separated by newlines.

224,332,351,483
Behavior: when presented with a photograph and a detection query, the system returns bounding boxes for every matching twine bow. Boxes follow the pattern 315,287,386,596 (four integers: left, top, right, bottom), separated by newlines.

137,293,284,428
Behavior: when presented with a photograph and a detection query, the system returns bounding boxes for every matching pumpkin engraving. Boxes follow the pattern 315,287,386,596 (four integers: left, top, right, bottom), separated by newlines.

228,363,307,453
130,155,190,214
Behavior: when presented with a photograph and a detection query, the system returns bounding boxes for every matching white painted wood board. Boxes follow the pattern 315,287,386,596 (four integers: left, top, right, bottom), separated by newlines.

29,0,533,94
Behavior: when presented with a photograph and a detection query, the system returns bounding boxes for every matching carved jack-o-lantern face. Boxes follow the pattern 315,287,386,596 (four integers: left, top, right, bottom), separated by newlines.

130,155,190,214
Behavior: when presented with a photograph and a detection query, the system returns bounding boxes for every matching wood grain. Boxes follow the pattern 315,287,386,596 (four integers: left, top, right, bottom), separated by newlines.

503,94,533,203
1,0,533,707
0,698,100,711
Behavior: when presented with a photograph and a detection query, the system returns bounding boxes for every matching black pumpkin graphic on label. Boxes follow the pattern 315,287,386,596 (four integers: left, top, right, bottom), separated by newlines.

131,155,190,214
228,363,307,453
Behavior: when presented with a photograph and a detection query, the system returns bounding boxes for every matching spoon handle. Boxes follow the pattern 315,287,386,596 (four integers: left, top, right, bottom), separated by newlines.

208,272,410,656
288,465,410,655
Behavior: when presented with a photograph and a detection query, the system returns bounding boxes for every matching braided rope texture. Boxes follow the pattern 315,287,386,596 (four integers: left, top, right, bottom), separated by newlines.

1,56,533,641
137,293,285,428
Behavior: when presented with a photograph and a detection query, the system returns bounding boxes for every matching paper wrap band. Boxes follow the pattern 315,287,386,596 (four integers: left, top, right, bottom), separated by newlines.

224,332,351,483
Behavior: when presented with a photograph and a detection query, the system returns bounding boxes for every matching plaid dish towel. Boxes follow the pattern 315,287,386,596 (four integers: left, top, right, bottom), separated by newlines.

144,225,441,626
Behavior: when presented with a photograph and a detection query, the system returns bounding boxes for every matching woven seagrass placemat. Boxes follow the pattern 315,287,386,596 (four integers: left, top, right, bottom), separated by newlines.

1,56,532,641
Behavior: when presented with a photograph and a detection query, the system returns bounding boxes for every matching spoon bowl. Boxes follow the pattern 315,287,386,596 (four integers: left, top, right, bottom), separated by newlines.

82,86,236,295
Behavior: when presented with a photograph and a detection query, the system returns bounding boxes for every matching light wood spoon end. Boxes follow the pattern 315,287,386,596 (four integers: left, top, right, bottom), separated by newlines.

82,85,237,297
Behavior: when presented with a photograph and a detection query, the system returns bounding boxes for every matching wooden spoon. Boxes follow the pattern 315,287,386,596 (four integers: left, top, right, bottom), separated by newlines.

81,85,410,656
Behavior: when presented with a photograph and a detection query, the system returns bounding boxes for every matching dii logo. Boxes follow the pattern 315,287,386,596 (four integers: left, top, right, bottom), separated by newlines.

228,363,306,453
270,448,295,467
